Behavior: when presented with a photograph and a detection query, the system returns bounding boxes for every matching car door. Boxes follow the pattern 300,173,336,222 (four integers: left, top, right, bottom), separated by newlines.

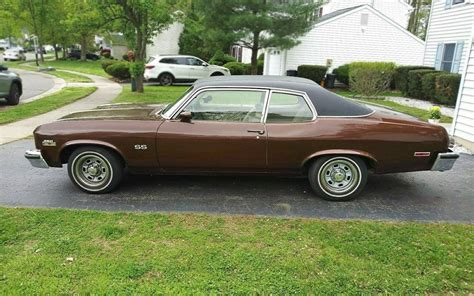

156,88,268,172
264,90,318,173
0,68,9,96
186,57,210,79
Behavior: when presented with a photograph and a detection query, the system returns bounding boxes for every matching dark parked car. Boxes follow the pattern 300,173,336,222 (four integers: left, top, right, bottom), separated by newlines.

0,65,22,105
25,76,458,201
67,50,100,60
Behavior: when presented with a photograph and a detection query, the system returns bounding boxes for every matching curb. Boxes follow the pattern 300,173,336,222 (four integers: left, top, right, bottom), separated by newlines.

10,68,67,104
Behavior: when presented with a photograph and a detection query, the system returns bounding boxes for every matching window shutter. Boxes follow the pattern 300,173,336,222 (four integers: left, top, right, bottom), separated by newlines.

451,41,464,73
445,0,452,9
434,43,443,70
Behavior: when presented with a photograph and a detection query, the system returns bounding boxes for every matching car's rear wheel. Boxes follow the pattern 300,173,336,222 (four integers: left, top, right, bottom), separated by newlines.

308,155,367,201
210,72,224,76
6,83,20,105
158,73,174,86
67,146,123,194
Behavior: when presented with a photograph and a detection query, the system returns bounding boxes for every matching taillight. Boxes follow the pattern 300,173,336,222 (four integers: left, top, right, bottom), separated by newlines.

145,65,155,69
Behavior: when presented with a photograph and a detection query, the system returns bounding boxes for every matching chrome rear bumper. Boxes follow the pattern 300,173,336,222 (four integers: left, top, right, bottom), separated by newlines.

431,150,459,172
25,150,49,169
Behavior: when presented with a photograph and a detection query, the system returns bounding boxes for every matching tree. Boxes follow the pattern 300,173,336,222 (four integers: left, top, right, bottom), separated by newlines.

63,0,103,61
0,1,22,47
99,0,176,92
194,0,323,74
407,0,432,40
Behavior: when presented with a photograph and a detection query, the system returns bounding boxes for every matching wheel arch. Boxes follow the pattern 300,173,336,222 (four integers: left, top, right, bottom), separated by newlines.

59,140,126,165
210,71,225,76
301,150,378,174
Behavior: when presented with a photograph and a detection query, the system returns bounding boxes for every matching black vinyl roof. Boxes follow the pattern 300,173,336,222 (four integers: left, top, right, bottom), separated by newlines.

194,76,373,117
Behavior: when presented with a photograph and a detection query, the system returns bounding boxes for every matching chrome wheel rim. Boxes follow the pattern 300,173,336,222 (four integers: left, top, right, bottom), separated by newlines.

72,152,112,191
318,158,361,197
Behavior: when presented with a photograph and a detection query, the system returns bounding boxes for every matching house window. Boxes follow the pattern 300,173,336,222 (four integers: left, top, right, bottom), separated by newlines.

441,43,456,72
318,7,323,17
452,0,465,5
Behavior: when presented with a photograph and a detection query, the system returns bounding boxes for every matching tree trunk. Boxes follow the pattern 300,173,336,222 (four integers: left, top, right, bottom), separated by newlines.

62,45,67,59
250,31,260,75
54,45,59,60
39,41,44,62
80,36,87,61
134,30,146,93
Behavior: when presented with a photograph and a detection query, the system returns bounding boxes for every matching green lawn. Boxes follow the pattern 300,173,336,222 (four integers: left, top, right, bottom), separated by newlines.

113,85,189,104
0,87,96,124
332,89,453,123
354,98,453,123
0,207,472,294
4,61,93,83
37,60,109,77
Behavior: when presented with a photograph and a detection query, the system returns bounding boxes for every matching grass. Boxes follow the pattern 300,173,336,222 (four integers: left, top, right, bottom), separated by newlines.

0,87,96,124
3,61,93,83
36,60,109,77
0,207,472,294
113,85,189,104
333,89,453,123
355,98,453,123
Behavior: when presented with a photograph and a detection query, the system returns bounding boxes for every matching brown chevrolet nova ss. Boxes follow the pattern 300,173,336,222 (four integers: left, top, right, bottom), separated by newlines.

26,76,459,201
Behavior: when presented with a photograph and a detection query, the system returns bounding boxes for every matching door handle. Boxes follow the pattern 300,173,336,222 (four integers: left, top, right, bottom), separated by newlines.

247,129,265,135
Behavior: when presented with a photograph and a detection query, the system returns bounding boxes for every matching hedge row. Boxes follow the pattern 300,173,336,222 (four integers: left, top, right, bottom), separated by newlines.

406,68,461,105
102,60,131,80
394,66,435,95
297,65,328,84
223,60,264,75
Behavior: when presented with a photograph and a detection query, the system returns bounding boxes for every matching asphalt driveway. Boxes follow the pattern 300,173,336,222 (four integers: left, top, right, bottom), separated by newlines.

0,139,473,223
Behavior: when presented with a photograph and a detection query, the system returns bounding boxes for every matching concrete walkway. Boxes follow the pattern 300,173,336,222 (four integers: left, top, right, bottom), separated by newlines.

0,72,121,145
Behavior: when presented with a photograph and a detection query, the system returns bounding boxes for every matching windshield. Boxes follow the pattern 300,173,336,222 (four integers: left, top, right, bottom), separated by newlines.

161,86,194,117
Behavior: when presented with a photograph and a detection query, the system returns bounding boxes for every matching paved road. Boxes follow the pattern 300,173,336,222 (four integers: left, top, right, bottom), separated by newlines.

0,69,55,107
1,139,472,223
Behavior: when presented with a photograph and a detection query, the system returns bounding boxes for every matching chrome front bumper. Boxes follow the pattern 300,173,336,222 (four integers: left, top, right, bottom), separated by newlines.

25,150,49,169
431,150,459,172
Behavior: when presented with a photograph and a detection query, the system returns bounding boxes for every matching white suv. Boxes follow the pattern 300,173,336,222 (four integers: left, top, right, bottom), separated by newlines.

2,48,26,61
144,55,230,85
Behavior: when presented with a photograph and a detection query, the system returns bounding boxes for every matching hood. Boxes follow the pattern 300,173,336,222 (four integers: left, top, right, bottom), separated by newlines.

59,104,166,121
208,64,230,72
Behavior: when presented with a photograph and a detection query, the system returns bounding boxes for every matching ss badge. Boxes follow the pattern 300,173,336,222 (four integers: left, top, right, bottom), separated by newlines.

134,144,148,150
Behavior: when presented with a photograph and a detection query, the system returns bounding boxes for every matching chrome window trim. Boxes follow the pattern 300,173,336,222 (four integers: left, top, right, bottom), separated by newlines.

169,87,270,123
263,89,317,124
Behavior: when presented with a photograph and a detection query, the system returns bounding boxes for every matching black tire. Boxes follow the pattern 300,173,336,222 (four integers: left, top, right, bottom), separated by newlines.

158,73,174,86
308,155,368,201
6,82,20,105
210,72,224,76
67,146,124,194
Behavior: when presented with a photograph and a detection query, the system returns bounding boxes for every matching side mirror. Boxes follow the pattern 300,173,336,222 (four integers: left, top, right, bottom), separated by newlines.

178,111,192,122
203,63,209,67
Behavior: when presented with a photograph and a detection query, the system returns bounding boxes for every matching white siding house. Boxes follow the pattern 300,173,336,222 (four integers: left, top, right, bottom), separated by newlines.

263,4,425,75
423,0,474,74
146,22,184,58
320,0,413,28
425,0,474,150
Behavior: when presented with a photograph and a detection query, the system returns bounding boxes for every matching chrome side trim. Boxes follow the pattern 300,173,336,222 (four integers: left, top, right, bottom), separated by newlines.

431,150,459,172
25,150,49,169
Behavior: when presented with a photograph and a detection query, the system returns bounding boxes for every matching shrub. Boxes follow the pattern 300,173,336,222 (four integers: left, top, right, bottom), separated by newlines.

209,50,236,66
101,60,118,71
224,62,248,75
122,54,129,61
332,64,350,85
349,62,396,97
430,106,442,120
297,65,328,84
407,69,439,99
105,61,130,80
421,72,443,101
129,62,145,78
434,74,461,105
394,66,434,95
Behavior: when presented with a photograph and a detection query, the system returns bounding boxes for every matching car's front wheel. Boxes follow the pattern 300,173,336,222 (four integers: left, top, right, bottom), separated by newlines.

6,83,20,105
308,155,368,201
67,146,124,194
158,73,174,86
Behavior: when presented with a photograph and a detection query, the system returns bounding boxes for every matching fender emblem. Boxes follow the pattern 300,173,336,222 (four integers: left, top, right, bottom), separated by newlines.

414,152,430,157
42,139,56,147
134,144,148,150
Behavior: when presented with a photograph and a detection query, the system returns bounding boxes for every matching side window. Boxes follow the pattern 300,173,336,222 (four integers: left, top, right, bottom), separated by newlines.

176,58,189,65
266,92,313,123
187,58,203,66
160,58,177,64
183,90,266,122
